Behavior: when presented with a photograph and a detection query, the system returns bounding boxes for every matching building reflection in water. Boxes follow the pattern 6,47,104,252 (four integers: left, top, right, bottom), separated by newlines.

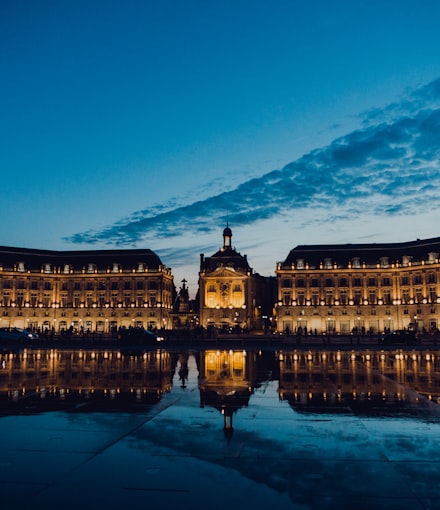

198,349,255,438
0,348,174,412
1,347,440,420
277,349,440,414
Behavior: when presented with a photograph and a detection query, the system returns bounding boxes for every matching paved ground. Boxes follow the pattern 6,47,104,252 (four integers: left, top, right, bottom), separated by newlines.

1,351,440,510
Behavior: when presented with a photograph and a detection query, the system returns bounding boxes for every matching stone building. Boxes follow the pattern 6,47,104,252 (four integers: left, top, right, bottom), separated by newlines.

276,236,440,335
0,246,174,334
198,226,268,332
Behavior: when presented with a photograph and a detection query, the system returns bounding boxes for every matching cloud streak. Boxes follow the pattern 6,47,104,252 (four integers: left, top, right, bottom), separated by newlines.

66,78,440,250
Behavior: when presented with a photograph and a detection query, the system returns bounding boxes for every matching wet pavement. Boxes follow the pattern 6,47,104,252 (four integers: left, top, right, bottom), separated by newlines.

1,347,440,510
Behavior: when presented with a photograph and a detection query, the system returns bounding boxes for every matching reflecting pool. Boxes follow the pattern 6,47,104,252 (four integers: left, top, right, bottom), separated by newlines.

1,346,440,509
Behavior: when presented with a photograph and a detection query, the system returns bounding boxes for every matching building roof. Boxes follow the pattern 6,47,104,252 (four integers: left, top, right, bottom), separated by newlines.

0,246,165,273
281,236,440,269
200,246,252,273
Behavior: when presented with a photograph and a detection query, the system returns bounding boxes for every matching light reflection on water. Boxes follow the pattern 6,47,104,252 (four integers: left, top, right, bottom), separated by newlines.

1,347,440,418
1,347,440,509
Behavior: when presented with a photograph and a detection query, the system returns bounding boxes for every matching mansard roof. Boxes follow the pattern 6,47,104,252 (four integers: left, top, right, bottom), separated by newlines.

281,236,440,269
0,246,164,273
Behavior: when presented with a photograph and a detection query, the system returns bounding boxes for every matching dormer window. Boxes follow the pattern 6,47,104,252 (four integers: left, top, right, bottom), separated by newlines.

402,255,411,267
428,252,438,263
87,263,95,273
352,257,361,269
112,263,119,273
324,258,332,269
296,258,305,269
17,262,25,272
137,263,144,272
44,263,52,273
380,257,389,268
63,264,70,274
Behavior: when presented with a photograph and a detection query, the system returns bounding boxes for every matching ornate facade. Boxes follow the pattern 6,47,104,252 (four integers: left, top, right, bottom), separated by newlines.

0,246,174,334
198,226,266,331
276,237,440,335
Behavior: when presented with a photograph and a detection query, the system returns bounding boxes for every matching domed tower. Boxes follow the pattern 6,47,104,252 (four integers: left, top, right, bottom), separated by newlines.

222,224,232,250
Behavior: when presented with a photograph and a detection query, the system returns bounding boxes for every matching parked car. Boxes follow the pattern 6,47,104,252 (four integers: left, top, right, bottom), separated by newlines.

0,327,39,342
379,330,417,345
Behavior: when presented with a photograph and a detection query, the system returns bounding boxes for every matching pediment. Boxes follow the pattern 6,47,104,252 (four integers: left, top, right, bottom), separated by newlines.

207,265,246,278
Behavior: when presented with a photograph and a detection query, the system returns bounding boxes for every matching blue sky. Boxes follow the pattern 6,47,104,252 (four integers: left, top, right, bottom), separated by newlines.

2,1,440,295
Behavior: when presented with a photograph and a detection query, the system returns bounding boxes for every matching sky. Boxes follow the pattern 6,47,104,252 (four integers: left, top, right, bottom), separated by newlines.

2,0,440,297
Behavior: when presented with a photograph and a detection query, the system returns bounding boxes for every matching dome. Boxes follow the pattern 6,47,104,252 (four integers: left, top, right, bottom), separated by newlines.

223,226,232,237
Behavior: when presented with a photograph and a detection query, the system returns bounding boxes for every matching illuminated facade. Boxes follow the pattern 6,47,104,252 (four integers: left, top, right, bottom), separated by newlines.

198,226,266,331
0,247,174,333
276,237,440,335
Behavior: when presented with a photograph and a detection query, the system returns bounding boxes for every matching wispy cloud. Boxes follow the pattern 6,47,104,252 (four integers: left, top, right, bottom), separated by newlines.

66,77,440,256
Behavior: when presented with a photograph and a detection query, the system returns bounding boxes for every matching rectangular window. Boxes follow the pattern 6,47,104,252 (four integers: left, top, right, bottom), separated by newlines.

428,273,437,284
340,320,350,333
339,290,347,305
369,319,379,333
414,275,422,285
16,292,24,306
